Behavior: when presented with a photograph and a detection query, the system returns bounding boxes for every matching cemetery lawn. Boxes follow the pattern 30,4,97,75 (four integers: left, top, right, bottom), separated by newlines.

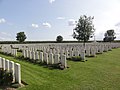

0,48,120,90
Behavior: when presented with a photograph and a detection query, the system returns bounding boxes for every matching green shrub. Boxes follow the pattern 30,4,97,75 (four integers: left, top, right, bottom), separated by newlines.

0,68,13,86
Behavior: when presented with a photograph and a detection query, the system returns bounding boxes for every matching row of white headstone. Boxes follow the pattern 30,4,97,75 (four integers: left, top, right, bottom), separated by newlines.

21,43,116,59
85,44,112,56
22,50,67,68
0,57,21,84
5,43,120,54
17,43,119,53
1,43,120,62
1,46,17,57
14,42,119,50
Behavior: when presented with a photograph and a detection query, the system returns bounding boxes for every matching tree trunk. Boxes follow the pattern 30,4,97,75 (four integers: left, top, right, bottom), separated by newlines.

83,39,86,48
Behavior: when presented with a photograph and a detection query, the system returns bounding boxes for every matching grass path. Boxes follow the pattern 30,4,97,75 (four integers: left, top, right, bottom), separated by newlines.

0,48,120,90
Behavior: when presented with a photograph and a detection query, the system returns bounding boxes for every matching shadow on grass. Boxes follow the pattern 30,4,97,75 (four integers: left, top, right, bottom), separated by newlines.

15,56,67,70
67,57,87,62
85,55,96,58
0,80,28,90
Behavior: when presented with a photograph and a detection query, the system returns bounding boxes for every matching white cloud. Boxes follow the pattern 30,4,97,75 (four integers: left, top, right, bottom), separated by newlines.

57,17,65,20
0,32,12,41
31,24,39,28
115,22,120,27
0,37,5,40
49,0,55,4
42,22,51,28
68,19,77,26
0,18,6,23
1,32,11,37
95,32,105,40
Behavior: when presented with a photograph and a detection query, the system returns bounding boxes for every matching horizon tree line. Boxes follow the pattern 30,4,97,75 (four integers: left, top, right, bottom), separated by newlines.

16,15,117,43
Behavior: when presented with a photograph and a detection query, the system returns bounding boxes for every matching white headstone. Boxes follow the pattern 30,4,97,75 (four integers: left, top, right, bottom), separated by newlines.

86,47,90,56
81,50,85,60
2,58,5,70
5,59,9,71
61,55,67,68
70,51,73,57
54,54,60,64
15,63,21,84
40,52,43,62
0,57,2,68
44,53,48,64
90,47,96,57
49,53,54,64
9,61,15,81
35,51,39,60
75,51,79,57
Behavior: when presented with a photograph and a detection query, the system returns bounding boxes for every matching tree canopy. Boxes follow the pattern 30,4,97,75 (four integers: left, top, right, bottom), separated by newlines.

56,35,63,43
72,15,95,45
16,32,27,43
103,29,116,42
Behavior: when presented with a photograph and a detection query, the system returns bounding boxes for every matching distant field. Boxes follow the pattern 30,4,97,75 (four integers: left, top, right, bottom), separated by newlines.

0,48,120,90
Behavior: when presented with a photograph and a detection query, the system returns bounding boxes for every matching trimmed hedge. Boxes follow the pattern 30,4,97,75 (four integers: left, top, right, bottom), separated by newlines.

0,40,120,44
0,41,94,44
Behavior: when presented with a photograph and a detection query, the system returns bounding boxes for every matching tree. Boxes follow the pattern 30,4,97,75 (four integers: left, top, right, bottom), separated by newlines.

72,15,95,46
56,35,63,42
16,32,27,43
103,29,116,42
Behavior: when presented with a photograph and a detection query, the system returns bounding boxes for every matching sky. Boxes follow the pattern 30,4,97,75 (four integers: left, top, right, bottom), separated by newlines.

0,0,120,41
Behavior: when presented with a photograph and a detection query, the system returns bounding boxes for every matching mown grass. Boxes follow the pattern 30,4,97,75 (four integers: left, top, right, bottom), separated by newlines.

0,48,120,90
